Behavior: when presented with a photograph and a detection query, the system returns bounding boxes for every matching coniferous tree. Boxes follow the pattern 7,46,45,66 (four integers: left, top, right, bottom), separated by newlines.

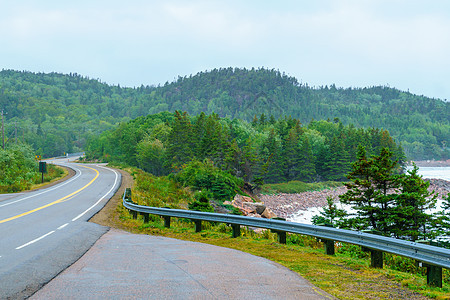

312,196,347,227
165,111,194,170
389,165,438,241
263,128,284,183
296,134,316,182
339,146,398,234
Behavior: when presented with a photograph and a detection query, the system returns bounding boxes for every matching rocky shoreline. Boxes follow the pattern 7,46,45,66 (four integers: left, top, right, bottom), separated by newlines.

412,160,450,167
258,179,450,220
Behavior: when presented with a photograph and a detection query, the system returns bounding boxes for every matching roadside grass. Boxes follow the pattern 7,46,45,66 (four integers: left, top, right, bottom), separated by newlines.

28,164,67,191
261,180,343,194
103,166,449,299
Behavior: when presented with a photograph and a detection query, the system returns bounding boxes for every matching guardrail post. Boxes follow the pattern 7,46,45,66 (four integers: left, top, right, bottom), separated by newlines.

362,230,383,268
427,265,443,288
131,210,137,219
277,231,287,244
194,220,202,232
163,216,171,228
142,213,150,223
416,240,443,288
231,224,240,238
272,217,287,244
318,224,335,255
370,249,383,268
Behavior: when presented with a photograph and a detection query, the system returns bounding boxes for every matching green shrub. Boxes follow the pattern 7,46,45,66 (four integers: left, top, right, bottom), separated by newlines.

188,190,214,212
173,159,244,201
336,243,369,259
0,144,41,192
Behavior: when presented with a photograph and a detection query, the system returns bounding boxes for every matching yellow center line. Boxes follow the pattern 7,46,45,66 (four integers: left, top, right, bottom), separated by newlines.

0,165,99,224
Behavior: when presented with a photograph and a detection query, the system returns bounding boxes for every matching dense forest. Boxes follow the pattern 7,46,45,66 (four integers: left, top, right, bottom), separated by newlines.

86,111,405,186
0,68,448,159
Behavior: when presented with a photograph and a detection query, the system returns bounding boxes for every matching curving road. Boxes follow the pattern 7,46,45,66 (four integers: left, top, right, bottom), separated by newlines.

0,159,121,299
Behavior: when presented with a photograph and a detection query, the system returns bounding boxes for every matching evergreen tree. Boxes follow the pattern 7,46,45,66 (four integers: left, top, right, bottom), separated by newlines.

339,146,398,234
165,111,194,170
436,193,450,241
263,128,285,183
296,134,316,182
389,165,438,241
312,196,348,227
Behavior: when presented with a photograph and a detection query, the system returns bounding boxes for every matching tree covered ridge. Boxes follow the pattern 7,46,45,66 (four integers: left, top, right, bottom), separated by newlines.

1,68,448,159
86,111,405,186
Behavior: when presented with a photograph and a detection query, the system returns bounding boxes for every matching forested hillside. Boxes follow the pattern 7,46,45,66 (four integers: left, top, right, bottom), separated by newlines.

1,68,448,159
86,111,405,185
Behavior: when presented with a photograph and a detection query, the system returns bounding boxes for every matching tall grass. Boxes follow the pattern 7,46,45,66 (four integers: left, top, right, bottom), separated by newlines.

133,168,194,208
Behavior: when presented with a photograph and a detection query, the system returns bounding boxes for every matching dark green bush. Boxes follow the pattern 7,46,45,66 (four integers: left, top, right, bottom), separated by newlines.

188,190,214,212
173,159,244,201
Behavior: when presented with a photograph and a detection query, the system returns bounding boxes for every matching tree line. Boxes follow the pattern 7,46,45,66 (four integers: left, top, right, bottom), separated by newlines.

1,68,447,160
86,111,405,187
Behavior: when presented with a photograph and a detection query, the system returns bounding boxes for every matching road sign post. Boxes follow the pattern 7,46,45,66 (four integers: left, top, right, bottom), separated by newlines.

39,161,47,183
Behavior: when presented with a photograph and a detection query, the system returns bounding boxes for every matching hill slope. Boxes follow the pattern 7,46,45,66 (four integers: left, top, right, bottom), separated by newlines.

0,68,448,159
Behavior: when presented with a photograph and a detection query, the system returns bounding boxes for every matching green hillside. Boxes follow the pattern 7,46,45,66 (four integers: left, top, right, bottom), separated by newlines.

0,68,448,159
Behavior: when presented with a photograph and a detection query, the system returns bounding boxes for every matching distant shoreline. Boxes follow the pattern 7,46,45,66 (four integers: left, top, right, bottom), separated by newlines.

411,160,450,167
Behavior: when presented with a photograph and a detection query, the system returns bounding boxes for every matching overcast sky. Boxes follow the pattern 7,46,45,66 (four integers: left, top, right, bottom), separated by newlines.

1,0,449,100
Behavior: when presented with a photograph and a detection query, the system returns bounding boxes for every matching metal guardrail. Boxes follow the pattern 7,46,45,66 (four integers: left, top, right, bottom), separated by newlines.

123,190,450,287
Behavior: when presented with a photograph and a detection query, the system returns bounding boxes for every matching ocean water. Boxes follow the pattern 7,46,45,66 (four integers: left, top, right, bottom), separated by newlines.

409,166,450,181
289,166,449,224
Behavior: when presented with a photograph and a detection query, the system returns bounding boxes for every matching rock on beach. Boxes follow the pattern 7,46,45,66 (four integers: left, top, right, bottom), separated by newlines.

258,179,450,220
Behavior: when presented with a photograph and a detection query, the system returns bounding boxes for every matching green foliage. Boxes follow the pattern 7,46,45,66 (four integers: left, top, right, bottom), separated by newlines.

435,193,450,241
0,143,63,192
188,190,214,212
0,144,39,192
1,68,448,160
338,147,441,241
339,147,400,234
390,165,438,240
312,196,348,227
336,243,369,259
87,110,404,199
133,168,193,208
173,159,244,201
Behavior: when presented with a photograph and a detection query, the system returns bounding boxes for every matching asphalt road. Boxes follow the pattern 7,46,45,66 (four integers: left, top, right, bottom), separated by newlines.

0,159,121,299
31,229,334,300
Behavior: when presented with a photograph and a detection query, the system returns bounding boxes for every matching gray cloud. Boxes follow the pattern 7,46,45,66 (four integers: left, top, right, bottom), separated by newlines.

1,0,449,100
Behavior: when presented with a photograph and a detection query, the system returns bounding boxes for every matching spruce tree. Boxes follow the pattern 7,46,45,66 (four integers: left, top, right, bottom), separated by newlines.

339,146,398,234
165,111,194,171
389,165,438,241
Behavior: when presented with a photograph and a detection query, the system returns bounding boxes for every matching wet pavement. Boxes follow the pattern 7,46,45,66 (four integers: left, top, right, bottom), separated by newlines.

31,229,334,299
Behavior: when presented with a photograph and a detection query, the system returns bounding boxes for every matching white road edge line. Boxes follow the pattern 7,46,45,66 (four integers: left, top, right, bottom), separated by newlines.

71,167,119,222
57,223,69,230
16,231,56,250
0,165,82,208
